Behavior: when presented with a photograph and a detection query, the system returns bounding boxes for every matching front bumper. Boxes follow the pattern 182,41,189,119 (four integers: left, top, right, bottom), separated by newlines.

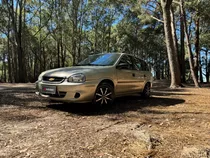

35,80,97,103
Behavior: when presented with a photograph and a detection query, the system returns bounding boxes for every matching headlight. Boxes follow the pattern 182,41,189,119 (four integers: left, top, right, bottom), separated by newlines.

38,72,44,81
38,74,43,81
67,73,86,83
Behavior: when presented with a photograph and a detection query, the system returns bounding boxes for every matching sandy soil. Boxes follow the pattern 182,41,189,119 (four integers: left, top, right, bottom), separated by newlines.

0,81,210,158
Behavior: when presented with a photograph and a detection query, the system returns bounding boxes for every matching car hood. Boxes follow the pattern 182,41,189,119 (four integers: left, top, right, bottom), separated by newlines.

42,66,108,78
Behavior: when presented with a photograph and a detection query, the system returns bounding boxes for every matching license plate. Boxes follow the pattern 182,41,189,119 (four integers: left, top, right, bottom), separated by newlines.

42,85,56,94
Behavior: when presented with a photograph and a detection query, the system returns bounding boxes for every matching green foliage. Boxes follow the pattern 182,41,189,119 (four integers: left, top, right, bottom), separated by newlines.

0,0,210,82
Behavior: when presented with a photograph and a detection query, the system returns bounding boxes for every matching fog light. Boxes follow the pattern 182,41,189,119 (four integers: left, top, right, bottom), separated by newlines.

74,92,80,99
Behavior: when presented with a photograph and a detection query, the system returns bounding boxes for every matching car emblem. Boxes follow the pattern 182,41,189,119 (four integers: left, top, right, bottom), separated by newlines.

49,78,55,81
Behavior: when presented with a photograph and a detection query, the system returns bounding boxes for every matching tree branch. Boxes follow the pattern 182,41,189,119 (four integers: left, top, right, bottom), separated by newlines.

173,1,180,5
150,15,164,23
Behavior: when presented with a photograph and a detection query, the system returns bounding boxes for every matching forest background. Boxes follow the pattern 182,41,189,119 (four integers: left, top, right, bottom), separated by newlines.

0,0,210,88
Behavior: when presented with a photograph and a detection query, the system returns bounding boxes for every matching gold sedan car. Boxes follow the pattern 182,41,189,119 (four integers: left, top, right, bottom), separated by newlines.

35,53,152,105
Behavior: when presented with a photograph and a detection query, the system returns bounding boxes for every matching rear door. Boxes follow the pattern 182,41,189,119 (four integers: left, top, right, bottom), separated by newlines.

115,55,141,95
133,57,150,91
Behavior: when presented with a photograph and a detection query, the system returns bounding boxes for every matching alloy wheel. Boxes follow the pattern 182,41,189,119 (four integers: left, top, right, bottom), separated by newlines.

94,83,114,105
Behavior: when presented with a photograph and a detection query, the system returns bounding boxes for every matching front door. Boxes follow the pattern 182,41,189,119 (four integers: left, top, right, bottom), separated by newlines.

115,55,141,96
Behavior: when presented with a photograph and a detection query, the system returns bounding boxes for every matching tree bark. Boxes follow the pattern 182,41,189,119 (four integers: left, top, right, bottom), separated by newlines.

180,7,186,83
205,49,209,83
194,17,199,80
72,0,79,65
94,10,98,54
7,14,12,82
17,0,26,82
180,0,200,87
199,64,203,83
170,7,179,66
8,0,26,82
161,0,181,88
3,51,6,82
57,41,60,67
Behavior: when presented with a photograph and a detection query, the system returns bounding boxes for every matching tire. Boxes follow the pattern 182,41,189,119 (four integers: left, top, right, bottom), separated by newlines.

93,83,114,106
141,83,151,98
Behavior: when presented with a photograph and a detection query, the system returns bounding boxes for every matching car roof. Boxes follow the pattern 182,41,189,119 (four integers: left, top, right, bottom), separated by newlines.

92,52,144,59
98,52,143,58
93,52,128,56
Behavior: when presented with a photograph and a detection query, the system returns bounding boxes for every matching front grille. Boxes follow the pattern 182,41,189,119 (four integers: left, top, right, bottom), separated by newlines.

42,76,65,83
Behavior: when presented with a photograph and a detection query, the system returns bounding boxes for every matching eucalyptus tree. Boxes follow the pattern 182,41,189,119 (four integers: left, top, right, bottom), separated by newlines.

200,3,210,83
184,0,207,83
0,0,27,82
160,0,181,88
132,0,181,87
1,0,210,85
187,0,210,83
180,0,200,87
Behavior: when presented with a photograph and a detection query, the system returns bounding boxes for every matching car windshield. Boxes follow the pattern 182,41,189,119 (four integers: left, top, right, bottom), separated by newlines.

77,53,121,66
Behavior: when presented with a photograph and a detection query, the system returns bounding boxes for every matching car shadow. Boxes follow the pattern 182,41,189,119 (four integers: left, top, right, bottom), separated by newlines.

0,82,186,116
47,95,185,116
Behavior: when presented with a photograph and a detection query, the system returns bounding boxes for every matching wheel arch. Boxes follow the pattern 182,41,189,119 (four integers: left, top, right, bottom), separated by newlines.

143,81,151,90
146,82,151,87
98,79,115,88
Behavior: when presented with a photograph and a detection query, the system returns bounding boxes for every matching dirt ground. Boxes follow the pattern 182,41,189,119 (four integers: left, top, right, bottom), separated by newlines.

0,80,210,158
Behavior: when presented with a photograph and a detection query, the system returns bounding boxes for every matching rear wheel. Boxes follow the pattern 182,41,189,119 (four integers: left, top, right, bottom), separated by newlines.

141,83,151,98
93,83,114,106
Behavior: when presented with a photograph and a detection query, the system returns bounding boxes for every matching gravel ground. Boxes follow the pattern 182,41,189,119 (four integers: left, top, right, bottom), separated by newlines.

0,81,210,158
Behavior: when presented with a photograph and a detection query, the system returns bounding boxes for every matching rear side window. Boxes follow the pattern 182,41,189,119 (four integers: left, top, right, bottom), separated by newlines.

133,57,149,71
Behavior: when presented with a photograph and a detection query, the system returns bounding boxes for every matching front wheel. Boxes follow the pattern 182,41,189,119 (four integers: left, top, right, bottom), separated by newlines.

141,83,151,98
93,83,114,106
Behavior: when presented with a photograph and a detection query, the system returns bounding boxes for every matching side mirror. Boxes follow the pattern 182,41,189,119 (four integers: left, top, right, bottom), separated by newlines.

116,63,129,70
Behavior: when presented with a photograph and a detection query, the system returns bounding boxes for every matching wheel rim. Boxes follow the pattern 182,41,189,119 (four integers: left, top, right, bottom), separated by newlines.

95,87,112,105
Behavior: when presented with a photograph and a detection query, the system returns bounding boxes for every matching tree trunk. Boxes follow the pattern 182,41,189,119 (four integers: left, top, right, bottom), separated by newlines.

107,23,111,52
7,13,12,82
199,64,203,83
156,69,160,80
161,0,181,88
72,0,79,64
205,50,209,83
43,47,46,70
8,0,26,82
13,36,18,82
180,7,186,83
194,17,203,83
170,7,179,66
207,62,210,83
180,0,200,87
17,0,26,83
194,17,200,81
57,41,60,67
1,63,3,82
94,15,98,53
3,51,6,82
39,0,42,72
